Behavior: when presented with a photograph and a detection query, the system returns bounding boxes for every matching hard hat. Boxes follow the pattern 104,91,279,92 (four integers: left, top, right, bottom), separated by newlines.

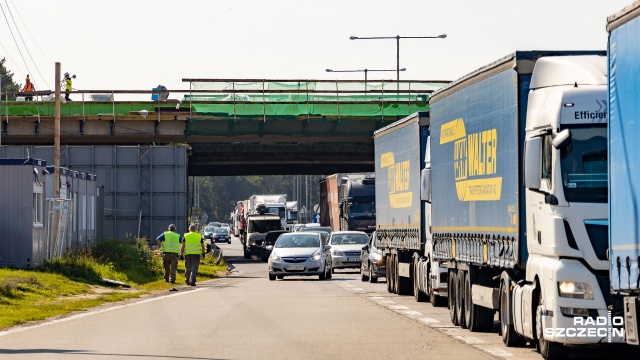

64,72,69,77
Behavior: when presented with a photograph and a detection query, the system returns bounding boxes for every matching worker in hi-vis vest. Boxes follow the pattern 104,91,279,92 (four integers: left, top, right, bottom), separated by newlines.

156,224,183,283
181,224,205,286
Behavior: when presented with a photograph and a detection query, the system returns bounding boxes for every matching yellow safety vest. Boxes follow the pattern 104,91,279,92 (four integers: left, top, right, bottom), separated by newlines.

65,78,72,91
183,232,202,255
162,231,180,253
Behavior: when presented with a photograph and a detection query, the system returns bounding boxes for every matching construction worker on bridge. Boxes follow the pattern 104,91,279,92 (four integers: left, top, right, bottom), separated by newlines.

21,75,35,101
180,224,205,286
156,224,183,283
63,72,74,101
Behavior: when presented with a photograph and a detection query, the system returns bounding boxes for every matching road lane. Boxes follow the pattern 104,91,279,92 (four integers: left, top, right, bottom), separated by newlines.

2,235,637,359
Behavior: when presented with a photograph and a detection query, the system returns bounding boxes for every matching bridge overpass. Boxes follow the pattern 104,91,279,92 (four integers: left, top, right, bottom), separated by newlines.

1,79,447,175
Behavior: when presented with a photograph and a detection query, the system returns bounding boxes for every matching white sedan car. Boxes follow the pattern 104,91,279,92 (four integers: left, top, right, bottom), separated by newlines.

327,231,369,272
268,232,332,281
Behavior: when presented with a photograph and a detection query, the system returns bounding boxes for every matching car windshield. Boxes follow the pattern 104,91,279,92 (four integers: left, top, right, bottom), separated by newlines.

330,233,368,245
275,235,320,248
560,125,607,203
300,227,331,234
205,226,215,232
267,207,286,220
214,228,228,234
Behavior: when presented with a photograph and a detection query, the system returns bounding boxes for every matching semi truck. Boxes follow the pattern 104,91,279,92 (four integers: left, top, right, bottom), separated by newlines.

377,51,620,358
607,2,640,346
286,201,299,231
249,194,287,229
373,112,448,306
429,51,619,358
241,204,283,259
319,173,376,233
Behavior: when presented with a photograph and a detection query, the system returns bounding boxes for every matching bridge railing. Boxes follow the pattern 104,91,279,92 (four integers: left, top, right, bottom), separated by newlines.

0,79,450,123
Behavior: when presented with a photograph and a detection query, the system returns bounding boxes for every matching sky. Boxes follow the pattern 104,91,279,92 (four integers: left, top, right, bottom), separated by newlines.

0,0,633,99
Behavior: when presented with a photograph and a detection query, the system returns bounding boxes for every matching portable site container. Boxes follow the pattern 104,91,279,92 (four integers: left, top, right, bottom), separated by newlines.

45,166,99,250
0,158,48,268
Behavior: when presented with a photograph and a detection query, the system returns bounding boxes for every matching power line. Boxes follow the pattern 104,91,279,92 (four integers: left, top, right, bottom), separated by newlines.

3,0,50,89
0,39,26,76
9,0,52,64
0,1,33,87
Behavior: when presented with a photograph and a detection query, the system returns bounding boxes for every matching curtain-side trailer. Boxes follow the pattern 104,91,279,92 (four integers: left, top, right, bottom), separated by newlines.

608,1,640,347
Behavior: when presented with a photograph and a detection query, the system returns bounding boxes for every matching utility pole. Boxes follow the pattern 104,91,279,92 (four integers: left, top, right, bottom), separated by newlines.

52,62,61,247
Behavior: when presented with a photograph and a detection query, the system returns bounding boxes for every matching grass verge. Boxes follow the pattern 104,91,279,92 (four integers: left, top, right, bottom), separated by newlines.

0,239,227,329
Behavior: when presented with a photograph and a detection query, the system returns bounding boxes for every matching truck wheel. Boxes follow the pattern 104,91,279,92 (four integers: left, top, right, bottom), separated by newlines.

361,263,369,282
385,255,393,294
369,263,377,283
449,270,459,326
269,274,276,281
464,270,494,331
392,255,399,294
500,281,526,347
414,259,428,302
456,270,467,329
538,292,569,359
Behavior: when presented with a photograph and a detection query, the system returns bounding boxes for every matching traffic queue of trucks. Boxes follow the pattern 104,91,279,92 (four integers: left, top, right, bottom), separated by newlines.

319,173,376,234
374,48,624,359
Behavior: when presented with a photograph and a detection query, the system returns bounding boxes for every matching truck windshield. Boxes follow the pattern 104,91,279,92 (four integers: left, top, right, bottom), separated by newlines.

248,220,282,233
267,207,285,220
559,125,607,203
349,203,375,220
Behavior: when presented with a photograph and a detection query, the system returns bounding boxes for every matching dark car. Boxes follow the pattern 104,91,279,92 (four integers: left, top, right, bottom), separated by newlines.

260,230,289,261
360,231,386,283
212,227,231,244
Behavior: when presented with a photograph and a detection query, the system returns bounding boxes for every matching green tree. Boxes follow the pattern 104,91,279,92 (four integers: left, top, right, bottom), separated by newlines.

0,58,20,100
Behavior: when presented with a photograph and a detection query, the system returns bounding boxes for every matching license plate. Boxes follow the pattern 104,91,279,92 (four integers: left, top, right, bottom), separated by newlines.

348,258,360,262
286,265,304,270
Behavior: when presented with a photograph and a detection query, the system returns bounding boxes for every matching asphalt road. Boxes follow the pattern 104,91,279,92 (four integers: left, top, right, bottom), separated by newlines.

1,236,639,360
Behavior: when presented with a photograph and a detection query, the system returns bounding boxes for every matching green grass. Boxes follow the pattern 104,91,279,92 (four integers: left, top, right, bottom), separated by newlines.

0,238,227,329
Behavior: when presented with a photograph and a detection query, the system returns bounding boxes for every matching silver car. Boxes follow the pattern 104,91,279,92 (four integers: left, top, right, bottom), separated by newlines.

328,231,369,273
268,232,332,281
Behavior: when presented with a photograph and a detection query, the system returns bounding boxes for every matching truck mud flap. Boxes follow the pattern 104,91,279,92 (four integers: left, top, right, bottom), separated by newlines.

624,296,640,345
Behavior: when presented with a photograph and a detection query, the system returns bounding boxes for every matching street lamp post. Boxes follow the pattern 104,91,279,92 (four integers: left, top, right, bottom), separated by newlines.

349,34,446,82
326,68,406,91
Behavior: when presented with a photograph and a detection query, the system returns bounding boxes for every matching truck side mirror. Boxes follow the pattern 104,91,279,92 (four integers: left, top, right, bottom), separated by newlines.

552,129,572,149
420,168,431,202
524,137,542,190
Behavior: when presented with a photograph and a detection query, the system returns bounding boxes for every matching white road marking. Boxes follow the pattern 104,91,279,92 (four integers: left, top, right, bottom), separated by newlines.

0,287,208,337
366,296,385,301
418,317,441,324
388,305,410,310
475,347,513,357
455,336,486,345
378,300,396,304
352,288,365,291
402,310,423,317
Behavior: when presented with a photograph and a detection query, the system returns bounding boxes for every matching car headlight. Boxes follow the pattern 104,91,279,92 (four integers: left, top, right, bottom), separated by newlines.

332,250,345,256
558,281,594,299
271,253,281,262
311,251,321,262
372,252,383,261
